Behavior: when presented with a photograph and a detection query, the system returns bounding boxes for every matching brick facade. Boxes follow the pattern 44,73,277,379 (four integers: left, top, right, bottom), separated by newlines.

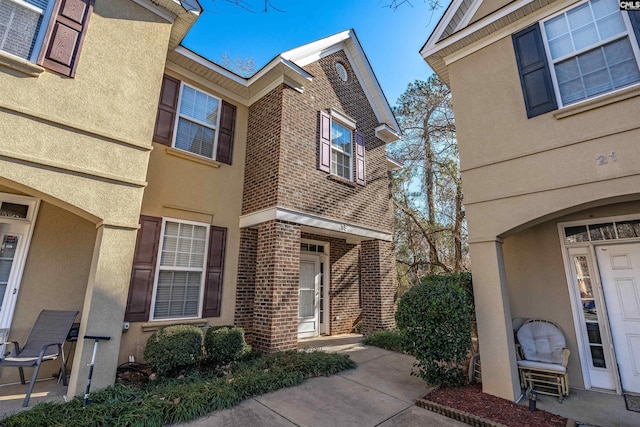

252,220,300,352
361,239,396,333
235,228,258,342
238,50,396,346
242,51,393,234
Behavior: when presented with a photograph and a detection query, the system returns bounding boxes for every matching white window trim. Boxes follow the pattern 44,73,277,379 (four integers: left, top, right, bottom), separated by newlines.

329,109,356,182
149,217,210,322
540,0,640,108
172,82,222,161
0,0,54,63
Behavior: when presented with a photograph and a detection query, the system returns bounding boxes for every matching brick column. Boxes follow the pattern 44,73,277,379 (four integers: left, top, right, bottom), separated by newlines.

253,220,300,352
360,239,396,333
235,228,258,344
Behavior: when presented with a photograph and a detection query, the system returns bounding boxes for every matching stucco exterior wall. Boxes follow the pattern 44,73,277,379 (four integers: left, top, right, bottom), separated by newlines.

503,200,640,389
448,33,640,240
1,202,95,383
119,69,249,362
0,0,171,227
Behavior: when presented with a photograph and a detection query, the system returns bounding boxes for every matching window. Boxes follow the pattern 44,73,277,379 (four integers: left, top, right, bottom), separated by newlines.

0,0,50,61
331,121,352,180
541,0,640,106
174,84,221,160
151,219,208,320
318,110,366,185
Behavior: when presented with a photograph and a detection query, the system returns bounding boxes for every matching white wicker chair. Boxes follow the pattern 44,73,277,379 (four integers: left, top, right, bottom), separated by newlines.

516,319,570,402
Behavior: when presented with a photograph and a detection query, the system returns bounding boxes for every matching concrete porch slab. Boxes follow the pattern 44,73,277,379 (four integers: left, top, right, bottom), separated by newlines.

534,388,640,427
0,379,66,417
174,398,296,427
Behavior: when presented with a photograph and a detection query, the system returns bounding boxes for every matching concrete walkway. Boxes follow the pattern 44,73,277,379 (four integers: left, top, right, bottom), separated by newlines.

177,343,466,427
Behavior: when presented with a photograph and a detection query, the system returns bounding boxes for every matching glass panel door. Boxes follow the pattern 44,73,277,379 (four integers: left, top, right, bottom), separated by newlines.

0,233,20,313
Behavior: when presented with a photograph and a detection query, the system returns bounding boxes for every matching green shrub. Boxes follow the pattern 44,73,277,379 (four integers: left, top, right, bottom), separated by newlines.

144,325,203,377
203,326,246,368
396,273,472,387
0,351,355,427
362,330,407,353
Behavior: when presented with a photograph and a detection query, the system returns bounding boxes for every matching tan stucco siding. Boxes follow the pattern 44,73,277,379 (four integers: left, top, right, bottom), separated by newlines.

502,222,581,387
0,0,172,227
448,35,640,239
1,202,95,383
503,200,640,389
120,72,249,362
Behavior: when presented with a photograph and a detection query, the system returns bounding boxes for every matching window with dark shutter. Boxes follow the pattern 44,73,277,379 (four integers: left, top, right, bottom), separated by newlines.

202,226,227,318
153,74,180,146
318,111,332,173
38,0,94,77
355,130,366,186
125,216,162,322
628,11,640,49
216,101,236,165
512,24,557,118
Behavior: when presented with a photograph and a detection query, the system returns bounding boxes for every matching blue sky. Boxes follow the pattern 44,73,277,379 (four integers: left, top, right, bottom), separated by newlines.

183,0,447,106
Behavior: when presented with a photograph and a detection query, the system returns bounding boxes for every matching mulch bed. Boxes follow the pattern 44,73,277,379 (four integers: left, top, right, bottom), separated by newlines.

422,384,569,427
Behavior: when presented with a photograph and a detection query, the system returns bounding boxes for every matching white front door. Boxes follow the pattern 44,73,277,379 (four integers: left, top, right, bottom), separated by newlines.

298,254,320,339
0,222,29,343
596,243,640,393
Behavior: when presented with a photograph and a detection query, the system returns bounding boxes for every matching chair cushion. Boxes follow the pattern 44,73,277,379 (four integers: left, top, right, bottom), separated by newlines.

518,359,566,373
517,321,566,364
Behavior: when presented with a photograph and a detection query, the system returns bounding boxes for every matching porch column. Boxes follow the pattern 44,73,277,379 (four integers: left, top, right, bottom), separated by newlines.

66,223,138,397
469,239,521,401
253,220,300,353
361,239,396,334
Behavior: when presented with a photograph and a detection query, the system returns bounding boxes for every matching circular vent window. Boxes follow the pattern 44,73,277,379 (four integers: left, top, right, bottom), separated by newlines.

335,62,348,82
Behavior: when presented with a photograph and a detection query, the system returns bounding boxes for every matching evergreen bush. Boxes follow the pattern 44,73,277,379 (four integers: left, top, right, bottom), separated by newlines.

144,325,203,377
396,273,472,387
203,326,246,368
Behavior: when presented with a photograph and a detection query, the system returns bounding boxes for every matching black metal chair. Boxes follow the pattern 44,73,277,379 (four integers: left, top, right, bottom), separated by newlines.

0,310,79,406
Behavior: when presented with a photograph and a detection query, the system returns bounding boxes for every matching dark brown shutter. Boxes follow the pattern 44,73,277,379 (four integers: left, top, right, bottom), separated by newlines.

202,226,227,318
629,12,640,47
512,24,557,118
125,216,162,322
318,111,331,172
216,101,236,165
354,130,366,186
38,0,94,77
153,75,181,146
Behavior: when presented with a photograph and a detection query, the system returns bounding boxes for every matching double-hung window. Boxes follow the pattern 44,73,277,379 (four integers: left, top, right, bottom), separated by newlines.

331,121,353,180
174,84,221,160
541,0,640,106
151,219,209,320
0,0,51,61
318,109,366,185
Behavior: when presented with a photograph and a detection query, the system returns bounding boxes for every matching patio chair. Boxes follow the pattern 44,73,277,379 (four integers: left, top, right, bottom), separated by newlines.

516,319,570,402
0,310,79,407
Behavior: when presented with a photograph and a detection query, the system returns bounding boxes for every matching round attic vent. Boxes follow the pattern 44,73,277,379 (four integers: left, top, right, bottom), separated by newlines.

335,62,348,82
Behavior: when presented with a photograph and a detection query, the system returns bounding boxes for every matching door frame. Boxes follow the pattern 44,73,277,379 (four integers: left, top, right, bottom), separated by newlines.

558,213,640,394
300,238,330,336
0,193,40,342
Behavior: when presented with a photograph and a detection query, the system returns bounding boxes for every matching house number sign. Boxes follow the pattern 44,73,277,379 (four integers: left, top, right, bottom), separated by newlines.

596,152,617,166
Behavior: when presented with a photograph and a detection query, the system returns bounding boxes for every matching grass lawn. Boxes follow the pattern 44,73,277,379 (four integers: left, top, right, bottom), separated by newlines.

0,350,355,427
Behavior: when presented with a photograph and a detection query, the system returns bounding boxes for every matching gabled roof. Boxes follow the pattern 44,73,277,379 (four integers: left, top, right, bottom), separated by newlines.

421,0,555,84
167,29,401,140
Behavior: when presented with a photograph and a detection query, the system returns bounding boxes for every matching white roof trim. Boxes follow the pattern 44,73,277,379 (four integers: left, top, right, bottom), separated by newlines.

454,0,483,32
130,0,177,22
421,0,467,57
239,207,393,242
421,0,537,58
282,29,400,136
